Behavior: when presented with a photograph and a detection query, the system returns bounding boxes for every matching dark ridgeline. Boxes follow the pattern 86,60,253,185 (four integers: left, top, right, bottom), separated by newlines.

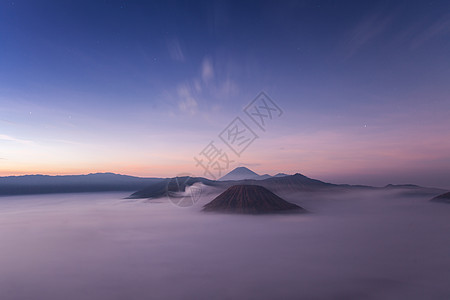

127,176,217,199
0,173,163,196
129,172,335,199
203,185,304,214
2,167,446,198
431,192,450,203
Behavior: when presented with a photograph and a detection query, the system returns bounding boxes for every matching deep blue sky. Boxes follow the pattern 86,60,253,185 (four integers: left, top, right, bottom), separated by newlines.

1,0,450,188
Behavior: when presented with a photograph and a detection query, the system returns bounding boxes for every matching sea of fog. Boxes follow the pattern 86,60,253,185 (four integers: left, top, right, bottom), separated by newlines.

0,188,449,300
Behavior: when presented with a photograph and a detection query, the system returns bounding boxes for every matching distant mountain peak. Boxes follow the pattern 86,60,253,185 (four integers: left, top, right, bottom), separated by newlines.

232,166,257,173
293,173,308,178
219,167,294,181
219,167,259,181
274,173,288,177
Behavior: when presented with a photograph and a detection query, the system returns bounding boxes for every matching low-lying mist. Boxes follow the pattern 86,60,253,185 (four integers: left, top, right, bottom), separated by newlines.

0,189,449,300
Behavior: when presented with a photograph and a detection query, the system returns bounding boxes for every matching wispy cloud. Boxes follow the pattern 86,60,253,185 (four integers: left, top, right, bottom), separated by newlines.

45,139,87,146
0,119,19,126
177,84,198,116
167,38,185,61
342,12,394,59
0,134,33,145
164,56,239,118
217,78,239,97
409,14,450,49
201,57,214,83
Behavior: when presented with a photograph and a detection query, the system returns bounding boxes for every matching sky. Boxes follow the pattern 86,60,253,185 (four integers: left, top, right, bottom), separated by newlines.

0,0,450,188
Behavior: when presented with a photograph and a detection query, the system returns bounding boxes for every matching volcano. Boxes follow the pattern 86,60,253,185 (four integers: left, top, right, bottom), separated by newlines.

218,167,260,181
203,185,304,214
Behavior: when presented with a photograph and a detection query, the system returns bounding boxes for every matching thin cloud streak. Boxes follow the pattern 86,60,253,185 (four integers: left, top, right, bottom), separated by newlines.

0,134,33,145
201,57,214,83
167,38,185,61
342,12,394,59
410,14,450,49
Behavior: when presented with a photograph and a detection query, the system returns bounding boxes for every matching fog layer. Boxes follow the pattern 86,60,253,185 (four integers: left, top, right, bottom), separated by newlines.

0,189,449,299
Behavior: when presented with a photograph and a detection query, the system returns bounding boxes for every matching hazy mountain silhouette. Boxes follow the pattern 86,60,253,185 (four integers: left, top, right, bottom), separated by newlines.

128,176,216,199
130,168,447,200
130,172,333,199
431,192,450,203
218,167,291,181
218,167,260,181
203,185,303,214
0,173,164,196
1,168,446,198
385,184,420,188
274,173,289,177
253,173,333,192
382,184,446,197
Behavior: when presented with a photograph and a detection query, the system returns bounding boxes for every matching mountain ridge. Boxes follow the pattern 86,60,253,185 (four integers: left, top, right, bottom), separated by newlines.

218,166,290,181
431,192,450,203
0,169,446,198
0,173,164,196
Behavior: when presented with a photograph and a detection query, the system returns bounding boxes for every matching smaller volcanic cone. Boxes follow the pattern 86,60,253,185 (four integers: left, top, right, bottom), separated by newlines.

431,192,450,203
203,185,304,214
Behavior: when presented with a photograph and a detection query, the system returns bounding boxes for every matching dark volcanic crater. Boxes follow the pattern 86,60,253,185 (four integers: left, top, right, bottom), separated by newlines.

203,184,304,214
